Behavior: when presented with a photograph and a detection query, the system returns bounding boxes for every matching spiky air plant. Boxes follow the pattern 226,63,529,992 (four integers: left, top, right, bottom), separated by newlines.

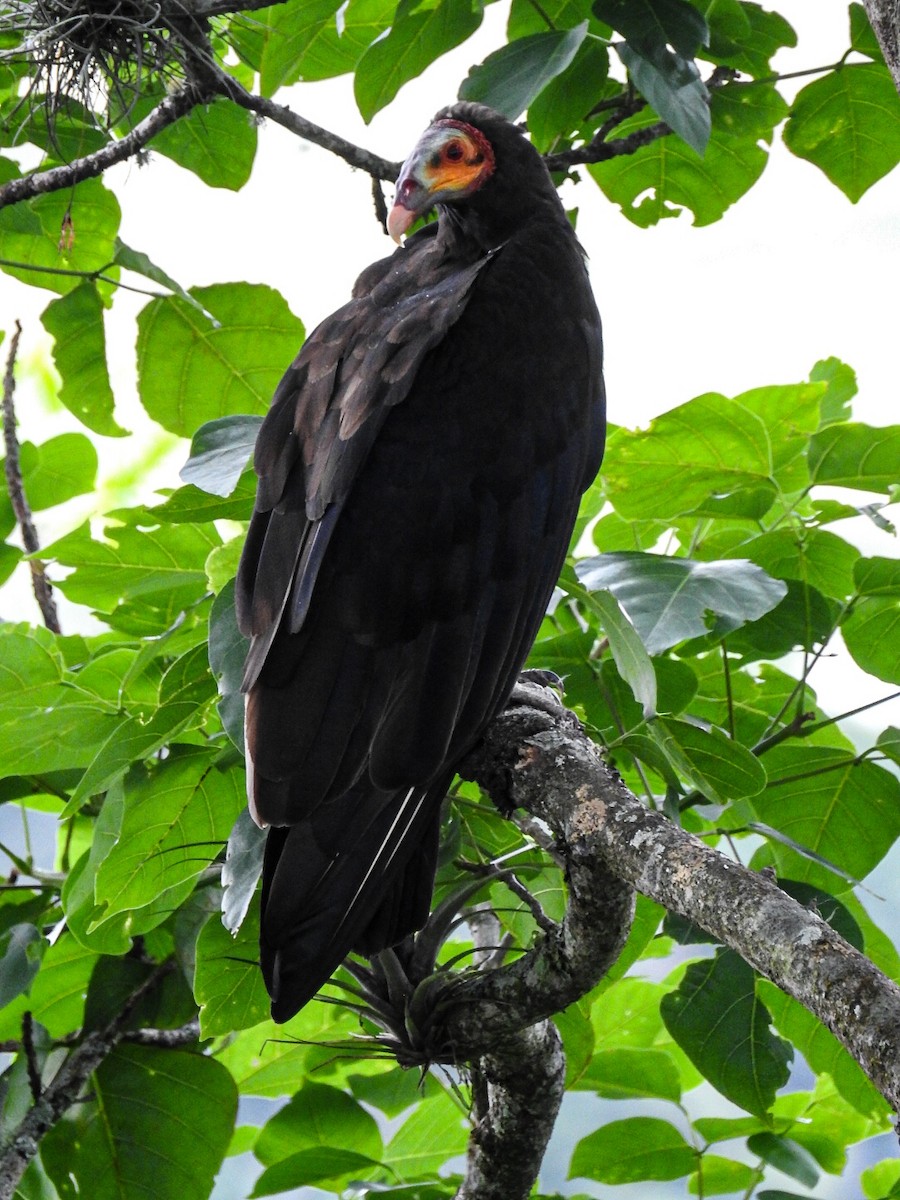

307,873,507,1071
0,0,210,137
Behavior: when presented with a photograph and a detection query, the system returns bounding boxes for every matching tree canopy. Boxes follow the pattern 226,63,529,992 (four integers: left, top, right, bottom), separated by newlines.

1,2,899,1199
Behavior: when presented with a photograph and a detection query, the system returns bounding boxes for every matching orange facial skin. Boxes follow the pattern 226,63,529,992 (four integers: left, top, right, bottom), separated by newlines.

387,119,496,243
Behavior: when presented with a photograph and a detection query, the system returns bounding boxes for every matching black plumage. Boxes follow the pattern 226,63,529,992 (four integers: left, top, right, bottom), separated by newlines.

235,102,606,1022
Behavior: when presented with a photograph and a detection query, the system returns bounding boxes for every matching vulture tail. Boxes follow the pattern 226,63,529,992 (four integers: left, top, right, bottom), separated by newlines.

260,776,450,1022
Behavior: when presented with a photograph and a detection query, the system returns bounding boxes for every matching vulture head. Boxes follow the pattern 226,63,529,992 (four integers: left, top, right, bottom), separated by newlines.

387,102,560,247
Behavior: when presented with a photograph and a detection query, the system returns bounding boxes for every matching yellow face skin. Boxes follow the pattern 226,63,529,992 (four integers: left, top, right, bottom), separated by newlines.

388,121,496,243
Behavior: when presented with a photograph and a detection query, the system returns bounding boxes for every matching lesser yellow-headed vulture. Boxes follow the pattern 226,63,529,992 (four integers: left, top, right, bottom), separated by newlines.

235,102,605,1022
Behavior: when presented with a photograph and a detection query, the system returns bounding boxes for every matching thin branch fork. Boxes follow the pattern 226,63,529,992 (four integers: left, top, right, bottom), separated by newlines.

2,322,61,633
458,695,900,1119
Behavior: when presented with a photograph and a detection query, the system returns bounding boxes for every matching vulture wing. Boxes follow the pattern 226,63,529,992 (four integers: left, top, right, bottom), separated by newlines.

236,103,606,1021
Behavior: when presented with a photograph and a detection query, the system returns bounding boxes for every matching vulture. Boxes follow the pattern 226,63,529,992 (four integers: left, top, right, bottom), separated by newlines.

235,101,606,1023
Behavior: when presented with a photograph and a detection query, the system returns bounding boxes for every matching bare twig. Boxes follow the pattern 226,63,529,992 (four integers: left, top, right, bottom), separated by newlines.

2,322,61,633
0,85,204,211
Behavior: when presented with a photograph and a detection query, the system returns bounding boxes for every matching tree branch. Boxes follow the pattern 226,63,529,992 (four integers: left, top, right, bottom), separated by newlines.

2,321,61,633
863,0,900,94
457,1021,566,1200
0,962,174,1199
458,692,900,1118
0,86,204,211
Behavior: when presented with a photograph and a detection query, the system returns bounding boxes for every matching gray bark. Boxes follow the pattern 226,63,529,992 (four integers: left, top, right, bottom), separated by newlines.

864,0,900,93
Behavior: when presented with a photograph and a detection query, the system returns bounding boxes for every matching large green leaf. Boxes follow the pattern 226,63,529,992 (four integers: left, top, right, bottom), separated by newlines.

0,933,97,1039
661,949,791,1117
252,1148,382,1195
648,714,767,803
180,414,263,497
0,177,121,295
39,284,126,436
459,24,589,120
569,1116,696,1183
590,83,787,226
601,391,774,518
0,433,98,538
0,924,43,1008
784,62,900,201
704,2,796,77
136,284,303,436
249,0,394,94
576,551,786,654
148,98,257,190
749,745,900,888
617,39,709,156
736,527,861,601
92,748,244,922
809,422,900,491
593,0,706,54
381,1088,469,1178
527,39,611,151
41,1045,237,1200
843,595,900,683
354,0,482,122
574,1046,682,1099
255,1080,383,1167
42,512,220,613
194,906,269,1036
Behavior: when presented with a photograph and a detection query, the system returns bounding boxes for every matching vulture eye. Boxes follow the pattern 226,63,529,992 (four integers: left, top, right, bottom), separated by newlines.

444,140,465,162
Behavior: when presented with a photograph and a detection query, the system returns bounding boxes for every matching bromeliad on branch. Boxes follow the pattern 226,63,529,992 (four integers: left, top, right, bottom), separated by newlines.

235,103,606,1022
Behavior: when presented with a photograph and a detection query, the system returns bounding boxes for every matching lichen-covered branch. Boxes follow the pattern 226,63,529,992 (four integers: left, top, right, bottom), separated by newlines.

459,695,900,1118
457,1021,566,1200
1,322,61,633
863,0,900,93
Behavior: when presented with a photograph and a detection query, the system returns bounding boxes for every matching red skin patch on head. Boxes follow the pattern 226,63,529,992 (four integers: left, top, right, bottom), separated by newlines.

433,119,496,180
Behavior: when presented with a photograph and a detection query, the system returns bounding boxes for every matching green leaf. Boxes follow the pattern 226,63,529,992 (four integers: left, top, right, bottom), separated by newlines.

617,39,710,156
738,528,861,600
590,83,787,226
661,949,792,1117
809,422,900,491
843,595,900,683
648,714,767,803
459,24,588,120
136,284,303,437
42,1045,237,1200
751,745,900,889
747,1132,819,1188
689,1155,757,1195
854,556,900,595
561,572,657,715
92,749,244,922
114,240,204,310
602,391,774,517
180,414,263,497
43,512,219,614
222,809,265,933
208,580,249,752
354,0,482,122
0,177,121,295
0,924,43,1007
575,1046,682,1100
381,1089,469,1177
194,905,269,1036
810,356,858,426
148,98,257,190
527,39,611,152
725,580,840,661
570,1116,696,1183
252,1147,381,1194
39,284,126,436
784,63,900,202
849,2,883,62
592,0,708,56
256,0,395,94
577,552,786,654
0,933,96,1039
0,435,98,538
62,702,205,815
704,2,796,77
255,1080,383,1166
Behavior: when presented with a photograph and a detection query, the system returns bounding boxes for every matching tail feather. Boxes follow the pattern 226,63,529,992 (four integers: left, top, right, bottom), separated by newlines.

260,776,449,1022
